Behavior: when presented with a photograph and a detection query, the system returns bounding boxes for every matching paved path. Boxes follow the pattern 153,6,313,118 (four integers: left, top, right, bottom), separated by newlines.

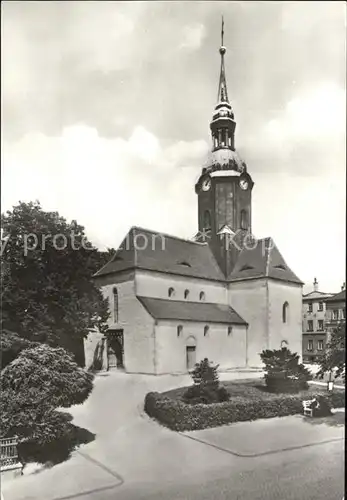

1,371,344,500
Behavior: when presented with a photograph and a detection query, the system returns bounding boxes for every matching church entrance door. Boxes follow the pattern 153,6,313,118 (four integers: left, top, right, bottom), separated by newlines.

106,330,124,370
186,336,197,371
186,346,196,370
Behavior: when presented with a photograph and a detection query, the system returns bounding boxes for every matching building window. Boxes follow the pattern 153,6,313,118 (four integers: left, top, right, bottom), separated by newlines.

282,302,289,323
240,209,248,230
184,289,190,299
318,302,324,311
177,325,183,337
342,308,346,319
168,287,175,298
204,325,209,337
307,303,313,313
204,210,211,230
307,320,314,332
228,326,233,336
317,340,324,351
307,340,313,351
199,291,205,301
332,309,339,320
113,287,118,323
318,320,324,331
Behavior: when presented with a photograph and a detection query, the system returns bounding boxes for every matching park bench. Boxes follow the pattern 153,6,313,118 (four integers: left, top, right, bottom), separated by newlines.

302,399,315,417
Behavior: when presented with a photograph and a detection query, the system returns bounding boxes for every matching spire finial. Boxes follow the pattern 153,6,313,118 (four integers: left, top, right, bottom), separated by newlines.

221,15,224,47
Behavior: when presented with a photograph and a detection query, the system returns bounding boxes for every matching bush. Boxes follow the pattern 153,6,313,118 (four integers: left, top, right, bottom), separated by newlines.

182,358,230,405
260,348,312,393
1,344,94,408
0,344,95,464
144,389,345,432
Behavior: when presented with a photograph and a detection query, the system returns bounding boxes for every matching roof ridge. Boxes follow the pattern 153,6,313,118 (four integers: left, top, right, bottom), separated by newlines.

265,237,273,276
131,225,208,246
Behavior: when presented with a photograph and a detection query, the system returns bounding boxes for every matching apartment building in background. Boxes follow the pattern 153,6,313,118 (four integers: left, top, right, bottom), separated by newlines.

302,278,334,363
325,286,346,342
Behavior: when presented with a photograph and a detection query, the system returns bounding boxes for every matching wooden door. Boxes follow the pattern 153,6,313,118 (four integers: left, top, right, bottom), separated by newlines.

186,346,196,371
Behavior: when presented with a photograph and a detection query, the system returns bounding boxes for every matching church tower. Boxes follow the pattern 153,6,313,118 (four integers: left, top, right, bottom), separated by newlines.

195,18,254,277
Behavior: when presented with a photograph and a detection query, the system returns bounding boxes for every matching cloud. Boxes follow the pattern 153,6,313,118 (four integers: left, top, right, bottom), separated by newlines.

241,83,345,176
180,23,206,50
1,125,206,249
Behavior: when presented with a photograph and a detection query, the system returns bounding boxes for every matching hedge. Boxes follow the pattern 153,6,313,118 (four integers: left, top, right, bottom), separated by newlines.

144,390,345,432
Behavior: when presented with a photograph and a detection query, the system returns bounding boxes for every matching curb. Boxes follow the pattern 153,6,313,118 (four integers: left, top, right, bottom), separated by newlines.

178,433,344,459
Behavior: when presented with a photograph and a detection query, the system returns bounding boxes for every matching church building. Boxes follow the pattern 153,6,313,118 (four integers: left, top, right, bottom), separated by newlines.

92,28,303,374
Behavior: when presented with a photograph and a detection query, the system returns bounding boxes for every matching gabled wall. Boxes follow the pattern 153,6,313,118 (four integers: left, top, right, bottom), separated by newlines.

267,280,303,358
228,278,268,367
94,272,156,374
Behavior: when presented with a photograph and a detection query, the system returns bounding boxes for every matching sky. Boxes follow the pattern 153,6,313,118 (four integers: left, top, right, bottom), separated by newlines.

1,1,346,293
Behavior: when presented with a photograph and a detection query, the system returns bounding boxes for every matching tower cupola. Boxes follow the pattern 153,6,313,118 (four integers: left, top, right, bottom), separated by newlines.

210,17,236,152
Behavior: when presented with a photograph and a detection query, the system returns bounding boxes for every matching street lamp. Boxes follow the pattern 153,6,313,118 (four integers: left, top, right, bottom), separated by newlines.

327,370,334,392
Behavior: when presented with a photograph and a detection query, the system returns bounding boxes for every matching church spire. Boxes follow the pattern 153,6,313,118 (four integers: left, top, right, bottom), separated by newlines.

217,16,229,104
210,17,236,152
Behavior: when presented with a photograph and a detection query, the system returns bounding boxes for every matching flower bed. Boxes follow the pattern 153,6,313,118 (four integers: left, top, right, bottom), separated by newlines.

144,381,345,432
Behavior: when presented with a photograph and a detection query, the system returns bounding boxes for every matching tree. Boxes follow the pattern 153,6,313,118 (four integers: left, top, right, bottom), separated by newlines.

0,329,36,368
0,345,95,463
1,344,94,408
183,358,229,404
1,201,110,366
260,347,312,393
317,323,345,382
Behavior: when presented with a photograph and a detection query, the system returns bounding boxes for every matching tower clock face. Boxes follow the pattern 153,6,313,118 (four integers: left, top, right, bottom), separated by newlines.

239,179,249,190
202,177,211,191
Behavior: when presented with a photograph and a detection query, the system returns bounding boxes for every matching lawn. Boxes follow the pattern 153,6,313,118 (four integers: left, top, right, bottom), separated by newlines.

162,378,338,403
146,378,345,431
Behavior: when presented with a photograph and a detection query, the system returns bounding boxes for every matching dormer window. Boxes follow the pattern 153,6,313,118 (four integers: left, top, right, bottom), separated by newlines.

184,289,190,299
275,264,286,271
178,261,191,268
199,291,205,301
168,287,175,298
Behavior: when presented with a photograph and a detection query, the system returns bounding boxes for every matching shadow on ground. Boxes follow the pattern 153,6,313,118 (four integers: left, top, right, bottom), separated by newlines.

302,410,345,428
19,424,96,470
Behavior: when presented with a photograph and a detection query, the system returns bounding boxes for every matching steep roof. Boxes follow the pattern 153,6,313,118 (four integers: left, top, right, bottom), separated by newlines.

137,296,247,325
93,227,225,282
228,237,303,285
325,289,346,303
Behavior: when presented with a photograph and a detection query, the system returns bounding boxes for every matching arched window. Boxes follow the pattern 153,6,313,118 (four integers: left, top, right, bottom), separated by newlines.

113,287,118,323
204,210,211,230
282,302,289,323
240,209,248,230
168,287,175,298
177,325,183,337
228,326,233,336
184,289,190,299
199,291,205,301
204,325,209,337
